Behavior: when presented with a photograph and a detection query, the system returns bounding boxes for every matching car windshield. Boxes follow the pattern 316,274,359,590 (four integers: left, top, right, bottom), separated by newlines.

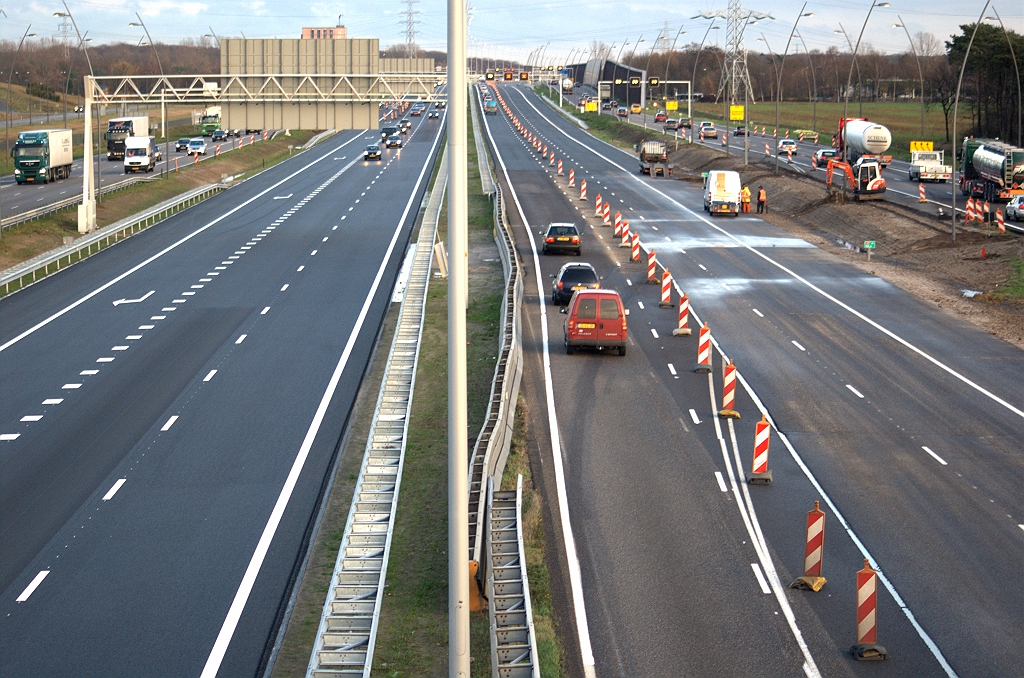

125,148,148,157
388,136,400,142
189,141,202,147
560,268,598,285
576,298,597,320
177,139,189,144
367,146,379,152
548,226,577,236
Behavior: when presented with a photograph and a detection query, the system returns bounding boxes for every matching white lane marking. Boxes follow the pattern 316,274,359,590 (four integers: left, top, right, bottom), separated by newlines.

151,316,166,320
922,446,948,466
332,225,338,230
261,307,270,315
15,570,49,602
161,415,178,431
235,335,247,345
846,384,865,398
200,112,446,678
215,266,226,270
280,284,289,291
297,266,305,272
698,264,707,271
752,309,764,318
102,478,127,501
126,335,142,340
626,279,632,286
162,306,177,310
43,399,63,405
637,301,644,309
1,433,21,441
63,383,82,389
0,134,369,356
792,341,806,351
181,293,196,297
310,250,318,256
751,563,772,595
478,106,597,676
191,284,204,289
689,409,701,425
651,328,659,338
714,471,728,492
200,277,213,281
1019,525,1024,532
112,345,129,351
204,370,217,382
667,363,677,375
273,193,293,200
21,415,43,422
80,370,98,375
322,237,329,242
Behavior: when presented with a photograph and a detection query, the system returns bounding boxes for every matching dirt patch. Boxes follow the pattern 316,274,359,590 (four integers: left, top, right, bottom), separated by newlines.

667,143,1024,349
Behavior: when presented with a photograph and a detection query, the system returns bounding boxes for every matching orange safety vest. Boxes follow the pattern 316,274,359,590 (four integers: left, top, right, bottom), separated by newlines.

758,188,767,202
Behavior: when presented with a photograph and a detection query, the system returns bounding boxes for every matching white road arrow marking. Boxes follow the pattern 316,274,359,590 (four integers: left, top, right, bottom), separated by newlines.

112,291,155,306
272,194,293,200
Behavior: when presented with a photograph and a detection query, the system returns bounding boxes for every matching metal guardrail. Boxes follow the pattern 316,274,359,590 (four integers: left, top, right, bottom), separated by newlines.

305,148,448,678
0,182,225,298
487,475,540,678
1,174,151,233
468,180,524,565
470,93,496,195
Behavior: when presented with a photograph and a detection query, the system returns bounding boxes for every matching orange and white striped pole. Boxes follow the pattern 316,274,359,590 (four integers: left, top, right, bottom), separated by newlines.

966,198,975,224
719,359,740,418
784,129,790,138
694,322,712,372
174,157,179,172
250,134,255,144
580,179,587,200
799,131,805,142
672,292,691,336
263,130,268,140
787,148,793,163
594,193,603,216
765,142,771,157
749,414,772,484
550,154,556,167
919,184,927,202
543,144,548,156
557,159,563,174
631,231,641,262
659,270,674,307
851,559,888,661
216,144,222,156
647,249,659,284
996,208,1006,233
613,211,622,236
983,200,991,223
619,220,630,248
813,132,819,143
603,202,611,225
568,168,575,187
790,501,827,588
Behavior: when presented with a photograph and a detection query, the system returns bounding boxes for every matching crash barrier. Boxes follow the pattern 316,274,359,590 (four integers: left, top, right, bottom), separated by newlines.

0,182,225,299
470,95,496,196
1,173,152,235
486,476,541,678
305,148,447,678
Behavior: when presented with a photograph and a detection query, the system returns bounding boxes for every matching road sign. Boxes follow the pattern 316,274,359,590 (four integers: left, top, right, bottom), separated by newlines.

666,100,678,111
585,101,598,112
614,78,623,85
648,77,660,87
519,72,529,81
504,72,513,81
909,140,934,152
730,105,745,121
486,72,494,81
864,241,876,249
629,77,641,88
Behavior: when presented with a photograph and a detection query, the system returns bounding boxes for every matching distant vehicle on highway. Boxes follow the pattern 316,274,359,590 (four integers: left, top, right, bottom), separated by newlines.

1005,196,1024,221
551,262,600,306
187,138,208,155
663,118,681,131
630,103,642,114
411,108,422,116
364,144,382,160
654,111,667,123
699,121,718,138
435,101,446,109
616,106,628,118
124,135,161,174
602,100,615,110
175,138,191,152
562,289,628,356
211,129,228,142
777,138,798,155
541,223,582,256
732,127,748,136
380,125,399,140
385,134,403,148
428,110,440,119
813,148,840,168
74,105,84,113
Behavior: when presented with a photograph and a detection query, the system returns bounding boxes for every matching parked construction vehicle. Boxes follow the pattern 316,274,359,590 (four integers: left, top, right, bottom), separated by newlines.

826,157,886,200
835,118,892,167
637,140,671,177
11,129,73,184
958,137,1024,201
908,145,951,183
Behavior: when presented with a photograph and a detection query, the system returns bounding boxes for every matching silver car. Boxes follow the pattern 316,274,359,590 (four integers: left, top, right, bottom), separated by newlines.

1005,196,1024,222
187,138,208,155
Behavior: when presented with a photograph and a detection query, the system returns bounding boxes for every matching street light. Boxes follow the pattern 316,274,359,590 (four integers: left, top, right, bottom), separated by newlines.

986,11,1022,147
664,26,689,83
892,18,924,138
205,28,220,48
130,13,168,161
690,20,720,142
842,1,890,164
627,36,645,113
795,29,818,136
612,40,632,106
769,4,814,172
834,26,864,117
5,27,36,158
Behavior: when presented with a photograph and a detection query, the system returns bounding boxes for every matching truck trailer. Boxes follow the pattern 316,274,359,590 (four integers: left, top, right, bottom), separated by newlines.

967,140,1024,201
836,118,893,166
105,116,150,160
12,129,73,184
638,140,671,177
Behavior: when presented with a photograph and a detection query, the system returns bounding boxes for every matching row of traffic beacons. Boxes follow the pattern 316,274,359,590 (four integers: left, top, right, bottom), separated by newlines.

962,196,1008,233
501,94,892,663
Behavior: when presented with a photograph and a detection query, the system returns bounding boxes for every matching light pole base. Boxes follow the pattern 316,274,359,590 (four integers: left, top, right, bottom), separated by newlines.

78,201,96,233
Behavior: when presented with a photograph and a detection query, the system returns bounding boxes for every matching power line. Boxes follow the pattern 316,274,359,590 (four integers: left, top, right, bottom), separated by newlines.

697,0,773,104
403,0,420,58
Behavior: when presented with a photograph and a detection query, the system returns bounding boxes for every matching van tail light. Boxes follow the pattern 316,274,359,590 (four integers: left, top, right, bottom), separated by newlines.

545,237,555,243
622,319,628,332
557,281,563,290
571,236,580,243
568,320,575,331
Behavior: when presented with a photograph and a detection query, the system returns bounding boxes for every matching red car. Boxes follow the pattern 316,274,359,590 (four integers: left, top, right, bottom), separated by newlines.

654,111,667,123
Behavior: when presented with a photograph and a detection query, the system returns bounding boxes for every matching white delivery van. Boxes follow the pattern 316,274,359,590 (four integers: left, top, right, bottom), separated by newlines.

124,136,161,173
703,170,742,216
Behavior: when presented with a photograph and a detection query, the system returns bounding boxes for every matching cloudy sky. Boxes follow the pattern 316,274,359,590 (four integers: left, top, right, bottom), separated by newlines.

3,0,1020,61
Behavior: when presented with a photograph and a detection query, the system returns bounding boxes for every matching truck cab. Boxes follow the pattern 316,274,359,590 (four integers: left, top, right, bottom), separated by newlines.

12,129,74,184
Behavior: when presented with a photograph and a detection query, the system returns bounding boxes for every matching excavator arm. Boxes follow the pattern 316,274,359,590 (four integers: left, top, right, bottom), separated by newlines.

826,158,857,191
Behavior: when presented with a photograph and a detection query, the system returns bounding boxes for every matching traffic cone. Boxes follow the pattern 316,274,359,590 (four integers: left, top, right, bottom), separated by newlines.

919,184,927,202
568,168,575,187
594,193,603,216
647,249,659,284
672,292,691,336
719,359,740,418
694,322,712,372
631,231,641,262
619,220,630,248
997,208,1006,233
659,270,674,307
790,501,826,589
602,203,611,225
580,179,587,201
748,414,772,485
851,560,889,661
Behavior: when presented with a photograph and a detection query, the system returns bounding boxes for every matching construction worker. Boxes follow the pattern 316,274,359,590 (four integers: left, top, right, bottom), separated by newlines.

741,185,751,213
757,186,767,214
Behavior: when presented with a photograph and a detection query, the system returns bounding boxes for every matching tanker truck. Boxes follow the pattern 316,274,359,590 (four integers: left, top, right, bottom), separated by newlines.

561,78,575,95
960,138,1024,202
835,118,893,166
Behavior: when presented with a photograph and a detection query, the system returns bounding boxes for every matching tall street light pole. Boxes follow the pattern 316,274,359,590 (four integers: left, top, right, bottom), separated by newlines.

773,4,814,172
690,20,719,142
835,25,864,117
952,0,993,244
613,40,632,106
5,26,36,158
627,35,645,111
842,1,890,164
795,29,817,135
986,10,1022,147
664,25,688,83
130,13,168,164
892,17,924,138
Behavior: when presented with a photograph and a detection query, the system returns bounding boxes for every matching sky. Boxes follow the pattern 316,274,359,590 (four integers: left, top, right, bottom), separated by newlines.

2,0,1021,63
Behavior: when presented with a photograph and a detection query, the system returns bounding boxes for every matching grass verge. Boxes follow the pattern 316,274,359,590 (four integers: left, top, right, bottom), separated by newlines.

993,257,1024,300
500,396,567,677
0,130,313,272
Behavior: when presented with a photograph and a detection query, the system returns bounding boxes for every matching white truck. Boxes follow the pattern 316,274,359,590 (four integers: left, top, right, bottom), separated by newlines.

11,129,73,184
123,136,162,174
908,149,951,183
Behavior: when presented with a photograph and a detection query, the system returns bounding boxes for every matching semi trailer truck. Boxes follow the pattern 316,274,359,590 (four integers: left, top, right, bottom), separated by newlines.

11,129,73,184
105,116,150,160
958,138,1024,201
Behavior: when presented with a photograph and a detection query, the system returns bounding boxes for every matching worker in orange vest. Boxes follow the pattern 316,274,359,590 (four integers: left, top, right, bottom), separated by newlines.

757,186,767,213
741,185,752,213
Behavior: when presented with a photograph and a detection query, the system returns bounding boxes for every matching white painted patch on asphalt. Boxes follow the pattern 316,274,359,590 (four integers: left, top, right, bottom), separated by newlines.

792,341,806,351
151,316,166,320
689,409,701,424
637,301,644,309
43,399,63,405
698,264,707,271
626,279,632,286
322,237,329,242
1,434,21,441
16,570,49,602
921,446,947,466
752,309,764,318
297,266,304,272
846,384,865,398
181,292,195,296
235,335,247,345
80,370,98,375
751,563,772,594
204,370,217,382
102,478,127,501
21,415,43,422
126,335,142,340
261,307,270,315
112,346,129,351
715,471,728,492
161,415,178,431
191,285,204,289
280,284,289,291
63,383,82,389
651,328,659,338
668,363,677,375
310,250,317,256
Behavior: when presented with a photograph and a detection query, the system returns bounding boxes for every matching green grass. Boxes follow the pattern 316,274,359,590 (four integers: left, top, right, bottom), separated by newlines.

994,257,1024,299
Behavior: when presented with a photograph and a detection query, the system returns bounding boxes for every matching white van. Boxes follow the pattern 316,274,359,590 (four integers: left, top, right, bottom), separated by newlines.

124,136,161,173
703,170,741,216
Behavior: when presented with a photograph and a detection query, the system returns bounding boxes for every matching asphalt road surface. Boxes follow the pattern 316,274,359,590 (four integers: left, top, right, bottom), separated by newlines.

0,106,444,676
483,83,1023,678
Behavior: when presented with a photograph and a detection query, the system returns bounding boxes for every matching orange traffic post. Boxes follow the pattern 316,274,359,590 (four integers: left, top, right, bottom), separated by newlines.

748,414,773,485
851,559,889,661
919,183,927,202
557,158,563,174
619,220,630,248
790,500,826,589
613,211,622,235
659,269,674,307
580,179,587,201
672,292,691,336
646,249,659,284
997,208,1006,233
630,231,641,262
694,322,712,373
568,168,575,187
602,202,611,226
719,359,740,418
594,193,603,216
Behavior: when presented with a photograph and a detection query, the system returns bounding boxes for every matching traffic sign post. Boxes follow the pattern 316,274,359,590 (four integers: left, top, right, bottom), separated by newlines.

864,240,876,262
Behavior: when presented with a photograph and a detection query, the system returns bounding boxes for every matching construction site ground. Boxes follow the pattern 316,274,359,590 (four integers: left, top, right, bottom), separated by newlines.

667,142,1024,350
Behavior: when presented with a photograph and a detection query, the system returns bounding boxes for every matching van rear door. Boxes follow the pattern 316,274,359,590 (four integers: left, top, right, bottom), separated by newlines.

597,297,623,343
572,296,598,340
